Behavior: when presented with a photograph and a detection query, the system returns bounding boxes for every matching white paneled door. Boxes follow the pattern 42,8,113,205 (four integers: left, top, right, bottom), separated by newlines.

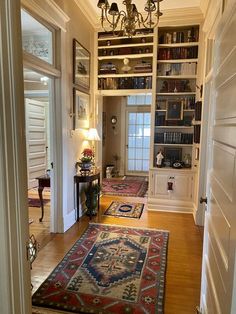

126,111,151,174
25,99,48,188
200,3,236,314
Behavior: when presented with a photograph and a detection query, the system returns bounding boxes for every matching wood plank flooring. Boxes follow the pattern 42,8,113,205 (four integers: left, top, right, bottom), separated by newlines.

31,195,203,314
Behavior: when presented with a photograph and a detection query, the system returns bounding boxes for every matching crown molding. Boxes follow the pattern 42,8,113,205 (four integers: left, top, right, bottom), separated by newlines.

74,0,98,28
200,0,210,16
21,0,70,32
202,0,222,35
158,7,204,26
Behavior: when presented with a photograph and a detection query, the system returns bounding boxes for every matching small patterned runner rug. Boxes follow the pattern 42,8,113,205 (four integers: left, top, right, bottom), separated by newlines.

32,223,169,314
104,201,144,219
102,178,148,197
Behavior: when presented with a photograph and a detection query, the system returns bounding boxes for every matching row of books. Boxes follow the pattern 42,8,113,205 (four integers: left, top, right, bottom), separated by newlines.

195,101,202,121
99,46,153,57
159,28,199,44
194,125,201,143
98,77,152,90
159,79,193,93
157,63,197,76
158,47,198,60
99,61,152,75
155,132,193,144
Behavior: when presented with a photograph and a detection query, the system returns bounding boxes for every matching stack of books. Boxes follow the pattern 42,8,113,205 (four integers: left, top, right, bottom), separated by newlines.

99,63,118,74
134,61,152,73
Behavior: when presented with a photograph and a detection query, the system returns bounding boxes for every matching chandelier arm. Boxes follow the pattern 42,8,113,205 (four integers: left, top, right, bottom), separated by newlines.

104,9,120,27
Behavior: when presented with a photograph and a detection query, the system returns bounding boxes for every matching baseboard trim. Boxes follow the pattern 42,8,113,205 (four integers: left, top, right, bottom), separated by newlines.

63,209,76,232
148,197,193,213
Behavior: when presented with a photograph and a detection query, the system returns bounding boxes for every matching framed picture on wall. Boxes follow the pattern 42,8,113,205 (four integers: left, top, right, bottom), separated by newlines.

73,88,89,129
166,100,183,120
73,39,90,93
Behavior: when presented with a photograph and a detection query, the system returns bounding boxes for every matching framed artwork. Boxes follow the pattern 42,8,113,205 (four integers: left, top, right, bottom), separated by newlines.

73,39,90,93
73,88,89,129
166,100,183,120
164,147,182,162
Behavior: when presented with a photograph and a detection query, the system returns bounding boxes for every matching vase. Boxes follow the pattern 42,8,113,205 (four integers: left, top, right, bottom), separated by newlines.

77,162,92,174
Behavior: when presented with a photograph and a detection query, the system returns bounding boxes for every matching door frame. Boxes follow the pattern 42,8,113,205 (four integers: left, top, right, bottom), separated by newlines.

0,0,31,312
125,106,151,176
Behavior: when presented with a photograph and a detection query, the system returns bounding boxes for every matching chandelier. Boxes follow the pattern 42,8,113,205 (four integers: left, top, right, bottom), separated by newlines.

97,0,163,37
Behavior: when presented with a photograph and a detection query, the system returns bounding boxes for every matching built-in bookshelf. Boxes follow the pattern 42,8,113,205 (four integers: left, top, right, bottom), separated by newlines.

97,29,154,91
154,25,200,169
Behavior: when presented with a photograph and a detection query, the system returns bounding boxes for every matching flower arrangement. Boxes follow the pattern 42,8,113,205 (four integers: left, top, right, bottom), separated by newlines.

80,148,94,163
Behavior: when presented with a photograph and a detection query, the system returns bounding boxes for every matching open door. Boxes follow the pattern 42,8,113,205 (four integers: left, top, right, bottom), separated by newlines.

200,3,236,313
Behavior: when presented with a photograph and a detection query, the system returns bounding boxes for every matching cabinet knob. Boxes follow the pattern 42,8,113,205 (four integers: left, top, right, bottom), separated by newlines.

200,196,207,204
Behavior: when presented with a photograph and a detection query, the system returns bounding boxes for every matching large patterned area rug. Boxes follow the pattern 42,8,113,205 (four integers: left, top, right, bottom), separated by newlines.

102,178,148,197
32,223,169,314
104,201,144,219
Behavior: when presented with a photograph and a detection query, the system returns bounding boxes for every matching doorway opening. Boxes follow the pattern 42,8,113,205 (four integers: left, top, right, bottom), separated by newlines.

24,69,54,249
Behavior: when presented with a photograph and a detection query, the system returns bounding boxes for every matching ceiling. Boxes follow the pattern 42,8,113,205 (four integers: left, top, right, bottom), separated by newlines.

88,0,201,15
78,0,204,29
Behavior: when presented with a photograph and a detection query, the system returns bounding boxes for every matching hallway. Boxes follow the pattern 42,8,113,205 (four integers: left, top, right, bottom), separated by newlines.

31,195,203,314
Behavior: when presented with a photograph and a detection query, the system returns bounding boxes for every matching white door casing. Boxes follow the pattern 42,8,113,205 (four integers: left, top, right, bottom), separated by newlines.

200,2,236,313
25,98,48,188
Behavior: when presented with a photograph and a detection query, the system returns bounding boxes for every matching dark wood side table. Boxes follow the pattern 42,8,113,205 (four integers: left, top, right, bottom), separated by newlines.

74,171,100,221
36,174,50,222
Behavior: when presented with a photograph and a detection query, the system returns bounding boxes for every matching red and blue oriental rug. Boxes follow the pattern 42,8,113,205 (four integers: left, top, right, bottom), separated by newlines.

32,223,169,314
102,178,148,197
104,201,144,219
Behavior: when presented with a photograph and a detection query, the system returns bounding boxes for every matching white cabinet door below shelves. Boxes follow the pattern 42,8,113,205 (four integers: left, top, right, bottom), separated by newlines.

173,174,193,201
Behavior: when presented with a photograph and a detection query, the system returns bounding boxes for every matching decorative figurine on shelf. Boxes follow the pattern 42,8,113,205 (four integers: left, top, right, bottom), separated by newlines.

121,58,131,73
156,151,164,167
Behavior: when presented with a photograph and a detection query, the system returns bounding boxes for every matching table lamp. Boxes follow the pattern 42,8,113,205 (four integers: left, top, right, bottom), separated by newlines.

86,128,101,165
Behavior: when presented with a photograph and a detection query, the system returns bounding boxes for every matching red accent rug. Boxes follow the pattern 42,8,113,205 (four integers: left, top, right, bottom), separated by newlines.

102,178,148,197
104,201,144,219
28,198,50,208
32,223,169,314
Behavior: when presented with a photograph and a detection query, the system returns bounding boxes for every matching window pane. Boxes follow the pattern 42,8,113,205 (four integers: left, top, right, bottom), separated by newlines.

135,160,142,171
144,113,151,125
129,113,136,124
143,149,150,159
21,9,53,64
128,125,136,136
136,125,143,136
136,137,143,148
135,148,143,159
128,148,135,159
144,127,150,136
143,137,150,148
136,113,144,124
143,160,149,171
128,137,135,147
128,160,135,171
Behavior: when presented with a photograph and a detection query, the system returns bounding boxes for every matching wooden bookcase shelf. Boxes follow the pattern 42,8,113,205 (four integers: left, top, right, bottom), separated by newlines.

97,29,154,91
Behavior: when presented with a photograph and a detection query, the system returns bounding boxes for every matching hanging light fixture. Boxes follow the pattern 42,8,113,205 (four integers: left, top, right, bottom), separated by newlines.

97,0,163,37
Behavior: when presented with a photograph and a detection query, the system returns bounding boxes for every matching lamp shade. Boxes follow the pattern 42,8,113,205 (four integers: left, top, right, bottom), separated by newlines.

86,128,101,141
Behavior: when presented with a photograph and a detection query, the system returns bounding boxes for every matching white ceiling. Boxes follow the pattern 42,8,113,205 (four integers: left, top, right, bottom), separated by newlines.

89,0,201,15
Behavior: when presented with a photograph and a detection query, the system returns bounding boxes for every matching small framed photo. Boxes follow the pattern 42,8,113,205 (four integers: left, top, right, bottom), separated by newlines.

164,147,182,162
73,39,90,93
166,100,183,120
73,88,89,129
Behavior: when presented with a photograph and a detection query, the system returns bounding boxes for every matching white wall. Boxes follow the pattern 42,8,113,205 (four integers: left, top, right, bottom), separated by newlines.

53,0,96,230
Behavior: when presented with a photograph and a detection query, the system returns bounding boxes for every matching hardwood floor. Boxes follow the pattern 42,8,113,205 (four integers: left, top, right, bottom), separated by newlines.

31,195,203,314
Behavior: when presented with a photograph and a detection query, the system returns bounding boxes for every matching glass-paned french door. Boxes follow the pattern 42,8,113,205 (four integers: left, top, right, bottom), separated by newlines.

126,111,151,173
